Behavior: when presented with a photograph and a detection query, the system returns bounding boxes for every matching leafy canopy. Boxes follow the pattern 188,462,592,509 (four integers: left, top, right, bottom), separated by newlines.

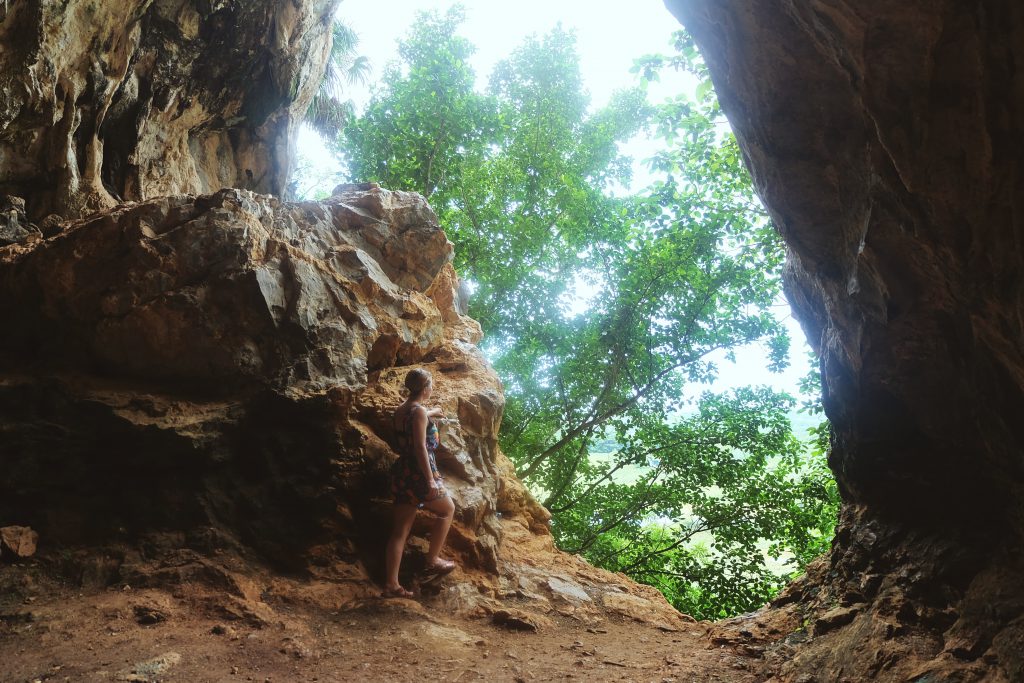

338,8,838,620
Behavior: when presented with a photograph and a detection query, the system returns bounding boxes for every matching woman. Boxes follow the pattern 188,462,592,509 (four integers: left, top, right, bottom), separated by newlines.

383,368,456,598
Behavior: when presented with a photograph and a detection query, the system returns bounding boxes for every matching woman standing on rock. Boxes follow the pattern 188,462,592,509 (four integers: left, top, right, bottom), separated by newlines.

383,368,456,597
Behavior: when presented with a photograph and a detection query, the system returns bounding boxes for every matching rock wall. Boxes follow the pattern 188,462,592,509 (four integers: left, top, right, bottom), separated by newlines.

0,182,684,631
0,0,339,220
666,0,1024,679
0,184,540,574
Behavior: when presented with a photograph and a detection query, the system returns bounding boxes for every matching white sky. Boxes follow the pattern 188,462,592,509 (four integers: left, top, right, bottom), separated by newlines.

298,0,817,400
334,0,693,111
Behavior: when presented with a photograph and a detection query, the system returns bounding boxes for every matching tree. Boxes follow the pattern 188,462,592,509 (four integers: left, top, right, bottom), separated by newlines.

339,12,837,619
342,8,647,335
306,20,371,140
343,7,490,201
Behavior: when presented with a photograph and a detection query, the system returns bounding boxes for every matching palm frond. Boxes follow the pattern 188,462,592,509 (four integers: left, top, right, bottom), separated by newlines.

306,93,354,139
346,55,372,87
305,19,370,138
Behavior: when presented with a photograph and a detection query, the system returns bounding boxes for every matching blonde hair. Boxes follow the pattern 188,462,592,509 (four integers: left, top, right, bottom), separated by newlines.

404,368,432,398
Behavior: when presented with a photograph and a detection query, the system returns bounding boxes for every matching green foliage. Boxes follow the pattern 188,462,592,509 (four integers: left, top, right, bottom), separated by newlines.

306,20,371,140
343,7,490,200
553,387,806,619
777,352,840,568
338,13,838,620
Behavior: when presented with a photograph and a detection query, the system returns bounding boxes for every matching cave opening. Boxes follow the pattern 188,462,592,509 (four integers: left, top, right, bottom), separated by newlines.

4,1,1022,679
298,0,841,621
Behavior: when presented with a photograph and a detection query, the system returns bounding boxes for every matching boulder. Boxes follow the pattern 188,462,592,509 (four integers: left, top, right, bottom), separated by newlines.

0,184,551,588
0,526,38,559
0,195,38,246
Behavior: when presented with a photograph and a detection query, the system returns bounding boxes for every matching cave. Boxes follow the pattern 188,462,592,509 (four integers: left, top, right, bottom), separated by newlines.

1,0,1022,680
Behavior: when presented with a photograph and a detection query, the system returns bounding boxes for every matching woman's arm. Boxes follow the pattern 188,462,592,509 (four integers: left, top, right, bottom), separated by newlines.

411,406,439,493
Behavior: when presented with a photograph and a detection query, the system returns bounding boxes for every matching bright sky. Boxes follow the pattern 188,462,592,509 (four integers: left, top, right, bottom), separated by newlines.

297,0,817,401
334,0,694,110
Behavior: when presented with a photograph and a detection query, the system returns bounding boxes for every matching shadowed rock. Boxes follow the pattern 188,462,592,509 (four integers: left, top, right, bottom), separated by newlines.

667,0,1024,679
0,185,517,573
0,0,341,220
0,181,684,631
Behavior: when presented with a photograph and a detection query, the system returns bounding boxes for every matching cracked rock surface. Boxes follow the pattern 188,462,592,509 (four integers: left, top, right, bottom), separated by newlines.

0,0,339,220
668,1,1024,680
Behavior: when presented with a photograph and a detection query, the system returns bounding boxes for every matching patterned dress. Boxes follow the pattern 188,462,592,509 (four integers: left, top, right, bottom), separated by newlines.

390,404,448,506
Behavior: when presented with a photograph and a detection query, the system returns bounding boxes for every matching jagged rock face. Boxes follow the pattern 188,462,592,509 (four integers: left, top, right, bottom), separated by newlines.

0,185,545,579
667,0,1024,679
0,182,678,629
0,0,339,220
0,0,689,647
0,186,454,390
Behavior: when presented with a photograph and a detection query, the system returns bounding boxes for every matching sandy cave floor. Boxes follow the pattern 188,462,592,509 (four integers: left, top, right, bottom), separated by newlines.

0,568,763,683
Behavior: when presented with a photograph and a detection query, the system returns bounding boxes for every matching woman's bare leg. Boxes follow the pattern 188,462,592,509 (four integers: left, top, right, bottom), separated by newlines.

385,503,418,590
422,494,455,566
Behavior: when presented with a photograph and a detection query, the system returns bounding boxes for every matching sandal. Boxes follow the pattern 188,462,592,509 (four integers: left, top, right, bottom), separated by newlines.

424,558,456,575
382,585,415,598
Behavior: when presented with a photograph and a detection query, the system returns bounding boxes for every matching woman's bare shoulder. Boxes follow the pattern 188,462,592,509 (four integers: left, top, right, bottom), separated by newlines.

395,403,425,418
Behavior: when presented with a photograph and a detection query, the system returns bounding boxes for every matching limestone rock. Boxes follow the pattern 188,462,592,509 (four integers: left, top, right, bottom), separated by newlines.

665,0,1024,536
0,526,38,559
0,0,341,220
121,651,181,682
666,0,1024,680
810,605,861,637
602,591,672,626
0,0,698,640
0,196,38,246
546,576,592,604
492,608,551,633
496,518,689,629
0,177,668,633
0,186,452,391
0,185,508,575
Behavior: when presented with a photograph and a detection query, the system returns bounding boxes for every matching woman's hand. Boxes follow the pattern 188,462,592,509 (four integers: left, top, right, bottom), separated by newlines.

426,480,441,499
425,406,444,418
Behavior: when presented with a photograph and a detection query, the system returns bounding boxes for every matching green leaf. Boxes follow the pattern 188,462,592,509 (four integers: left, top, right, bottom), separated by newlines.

335,16,837,620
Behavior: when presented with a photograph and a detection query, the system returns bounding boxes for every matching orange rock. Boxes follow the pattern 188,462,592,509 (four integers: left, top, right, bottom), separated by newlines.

0,526,38,559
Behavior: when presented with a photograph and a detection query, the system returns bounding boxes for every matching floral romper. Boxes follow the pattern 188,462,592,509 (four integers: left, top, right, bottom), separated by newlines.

390,404,447,506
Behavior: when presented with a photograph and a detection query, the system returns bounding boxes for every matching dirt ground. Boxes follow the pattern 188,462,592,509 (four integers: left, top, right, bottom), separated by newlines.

0,563,765,683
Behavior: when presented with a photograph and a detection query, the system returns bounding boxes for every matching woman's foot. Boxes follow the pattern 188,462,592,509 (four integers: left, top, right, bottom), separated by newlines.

424,557,456,575
382,584,415,598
